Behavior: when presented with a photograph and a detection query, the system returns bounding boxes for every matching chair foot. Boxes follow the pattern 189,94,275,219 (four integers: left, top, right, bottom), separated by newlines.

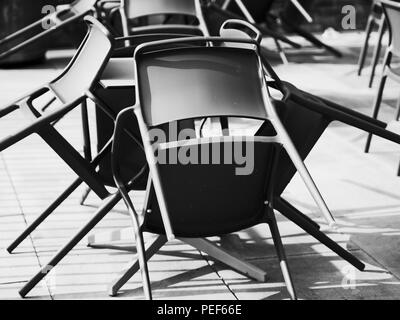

108,235,167,297
19,193,122,298
79,186,92,205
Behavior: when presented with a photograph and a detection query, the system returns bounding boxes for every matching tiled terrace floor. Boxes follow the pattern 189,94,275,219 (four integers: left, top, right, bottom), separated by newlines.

2,32,400,300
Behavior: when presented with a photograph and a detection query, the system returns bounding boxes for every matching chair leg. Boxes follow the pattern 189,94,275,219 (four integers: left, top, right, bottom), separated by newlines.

79,186,92,205
274,39,289,65
108,235,167,297
358,16,374,76
266,209,297,300
365,74,388,153
19,192,122,298
81,99,92,162
274,197,320,230
7,178,83,253
368,18,386,88
0,105,19,118
182,237,268,282
277,126,335,226
118,187,152,300
275,196,365,271
394,92,400,122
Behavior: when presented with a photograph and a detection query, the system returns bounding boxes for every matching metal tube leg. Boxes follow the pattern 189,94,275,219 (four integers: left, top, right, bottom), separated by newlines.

275,197,365,271
7,178,83,253
358,16,374,76
19,193,122,298
182,237,268,282
275,197,320,230
365,74,388,153
277,125,335,226
118,187,152,300
0,105,19,118
108,235,167,297
79,186,92,205
274,39,288,65
81,99,92,162
368,18,386,88
266,209,297,300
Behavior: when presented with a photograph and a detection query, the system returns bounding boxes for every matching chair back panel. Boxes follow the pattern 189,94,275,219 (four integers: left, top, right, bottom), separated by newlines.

50,17,113,103
136,46,268,126
144,142,275,237
124,0,198,20
382,0,400,56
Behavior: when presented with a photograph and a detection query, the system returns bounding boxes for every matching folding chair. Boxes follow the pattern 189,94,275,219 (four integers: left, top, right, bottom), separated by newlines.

119,0,210,37
365,0,400,158
225,0,342,58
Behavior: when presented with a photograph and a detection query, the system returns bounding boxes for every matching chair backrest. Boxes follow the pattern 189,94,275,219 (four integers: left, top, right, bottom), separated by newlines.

133,39,278,237
123,0,199,20
135,43,268,126
70,0,98,14
381,0,400,57
50,16,114,103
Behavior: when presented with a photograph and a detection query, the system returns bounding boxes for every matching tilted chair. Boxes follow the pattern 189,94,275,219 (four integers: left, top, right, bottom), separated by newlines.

107,31,364,298
223,0,342,58
2,16,153,254
110,35,323,300
106,21,370,299
0,0,112,61
365,0,400,161
5,28,195,254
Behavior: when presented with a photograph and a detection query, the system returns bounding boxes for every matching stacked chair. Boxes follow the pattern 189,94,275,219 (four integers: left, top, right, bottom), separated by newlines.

4,0,400,300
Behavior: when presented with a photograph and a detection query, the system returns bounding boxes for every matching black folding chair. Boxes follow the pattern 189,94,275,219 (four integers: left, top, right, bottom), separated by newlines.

105,29,375,299
109,35,321,300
